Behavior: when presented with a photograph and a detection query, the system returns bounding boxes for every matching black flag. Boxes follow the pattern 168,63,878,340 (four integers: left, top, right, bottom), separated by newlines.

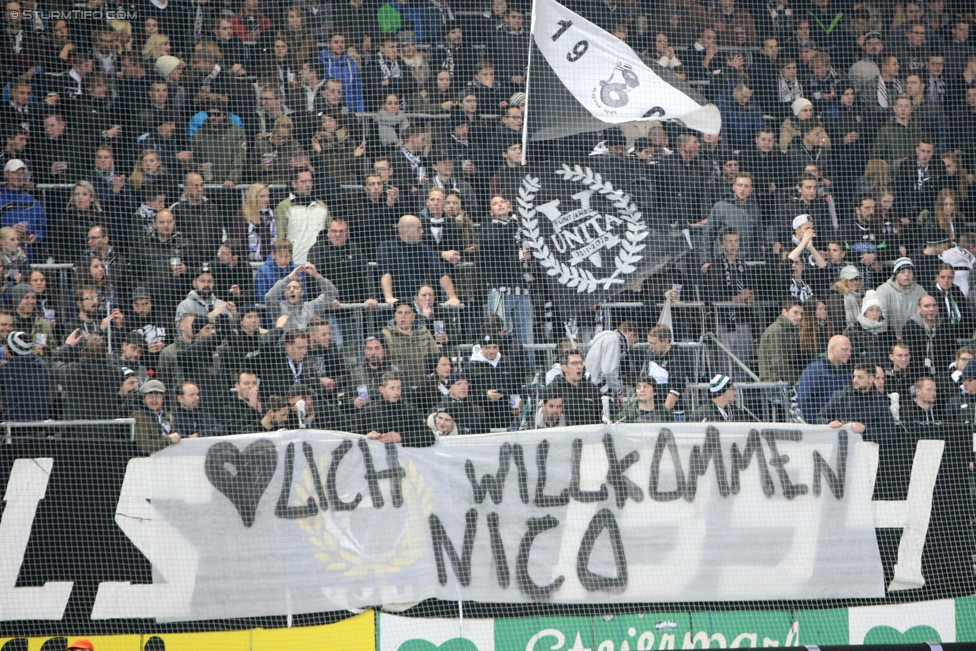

517,161,689,313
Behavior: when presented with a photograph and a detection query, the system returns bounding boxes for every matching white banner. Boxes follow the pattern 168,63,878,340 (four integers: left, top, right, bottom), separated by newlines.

96,424,884,621
529,0,721,133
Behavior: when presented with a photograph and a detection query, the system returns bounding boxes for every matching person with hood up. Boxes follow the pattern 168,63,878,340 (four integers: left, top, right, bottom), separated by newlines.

877,257,929,337
902,294,956,377
381,302,441,387
175,265,239,324
426,404,460,437
583,321,638,399
844,290,898,368
263,262,338,333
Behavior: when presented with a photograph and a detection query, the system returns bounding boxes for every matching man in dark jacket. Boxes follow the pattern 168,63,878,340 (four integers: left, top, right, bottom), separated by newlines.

220,368,277,435
819,363,898,439
688,374,749,422
358,371,432,447
551,349,602,426
467,333,523,430
52,332,123,423
172,381,224,437
902,294,956,377
0,331,49,422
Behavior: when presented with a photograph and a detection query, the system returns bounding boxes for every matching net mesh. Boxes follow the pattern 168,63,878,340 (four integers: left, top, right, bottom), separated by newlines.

0,0,974,648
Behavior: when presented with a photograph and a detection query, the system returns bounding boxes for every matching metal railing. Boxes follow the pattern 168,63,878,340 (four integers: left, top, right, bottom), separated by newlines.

2,419,136,443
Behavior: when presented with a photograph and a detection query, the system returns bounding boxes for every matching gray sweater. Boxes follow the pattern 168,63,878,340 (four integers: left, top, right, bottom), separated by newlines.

264,274,339,332
876,276,928,337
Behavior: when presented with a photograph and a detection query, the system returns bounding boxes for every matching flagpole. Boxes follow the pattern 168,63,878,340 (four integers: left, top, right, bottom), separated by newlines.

520,0,537,165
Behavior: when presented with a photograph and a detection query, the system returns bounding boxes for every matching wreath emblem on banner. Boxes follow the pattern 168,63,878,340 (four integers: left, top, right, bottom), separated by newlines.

519,164,649,293
296,458,433,577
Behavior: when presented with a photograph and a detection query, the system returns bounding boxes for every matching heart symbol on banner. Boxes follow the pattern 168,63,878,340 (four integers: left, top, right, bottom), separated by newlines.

397,639,480,651
204,439,278,527
863,625,941,645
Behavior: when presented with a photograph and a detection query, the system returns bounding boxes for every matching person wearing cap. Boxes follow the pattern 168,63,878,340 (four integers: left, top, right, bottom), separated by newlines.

877,256,929,336
0,330,51,422
117,366,142,416
468,332,523,430
0,159,46,262
796,334,853,422
778,174,830,250
66,638,95,651
107,331,149,385
176,265,239,325
441,371,484,434
825,265,864,331
902,293,955,377
781,215,830,304
844,289,898,368
818,362,897,437
688,374,746,422
133,378,182,454
945,361,976,421
128,286,168,366
190,100,246,188
426,404,460,437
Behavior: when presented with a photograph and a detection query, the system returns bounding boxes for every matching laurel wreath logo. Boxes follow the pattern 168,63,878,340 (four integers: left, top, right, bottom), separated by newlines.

296,457,434,577
519,164,648,293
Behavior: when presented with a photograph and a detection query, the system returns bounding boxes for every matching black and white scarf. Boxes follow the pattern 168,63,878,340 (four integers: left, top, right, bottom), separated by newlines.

378,55,402,80
400,145,424,180
722,256,745,326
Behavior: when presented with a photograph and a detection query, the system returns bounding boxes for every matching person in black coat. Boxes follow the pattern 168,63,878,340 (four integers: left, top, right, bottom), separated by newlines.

261,329,317,398
358,371,432,447
892,139,948,219
211,239,255,304
901,294,957,377
688,374,750,422
844,290,898,369
220,368,277,436
931,263,976,340
467,333,523,430
51,331,123,424
549,349,603,426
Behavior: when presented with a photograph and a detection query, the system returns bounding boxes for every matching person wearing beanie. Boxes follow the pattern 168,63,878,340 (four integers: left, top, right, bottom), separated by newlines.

426,404,460,437
844,289,897,368
467,332,523,430
689,374,747,422
876,257,929,337
9,283,53,351
0,330,51,422
155,56,182,80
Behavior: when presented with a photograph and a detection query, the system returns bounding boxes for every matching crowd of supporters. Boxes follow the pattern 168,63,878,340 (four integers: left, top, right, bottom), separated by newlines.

0,0,975,452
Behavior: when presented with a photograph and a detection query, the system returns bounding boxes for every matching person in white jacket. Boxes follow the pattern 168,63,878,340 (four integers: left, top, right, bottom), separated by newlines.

583,321,638,397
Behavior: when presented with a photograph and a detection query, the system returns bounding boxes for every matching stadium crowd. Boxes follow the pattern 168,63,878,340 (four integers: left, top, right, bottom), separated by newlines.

0,0,975,453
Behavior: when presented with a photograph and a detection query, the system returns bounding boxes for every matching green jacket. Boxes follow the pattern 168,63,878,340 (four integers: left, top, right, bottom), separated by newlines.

616,401,674,423
870,118,923,169
190,119,247,184
381,325,441,387
758,314,801,383
133,407,175,455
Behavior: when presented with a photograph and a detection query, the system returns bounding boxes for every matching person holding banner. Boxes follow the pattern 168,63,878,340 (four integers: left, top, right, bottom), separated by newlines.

819,363,898,438
358,371,432,447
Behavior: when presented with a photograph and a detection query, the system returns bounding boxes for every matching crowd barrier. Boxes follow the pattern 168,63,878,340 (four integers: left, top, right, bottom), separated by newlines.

0,421,970,647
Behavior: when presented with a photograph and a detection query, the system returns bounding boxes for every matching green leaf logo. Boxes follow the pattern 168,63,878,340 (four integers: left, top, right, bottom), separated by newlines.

397,639,482,651
863,625,941,645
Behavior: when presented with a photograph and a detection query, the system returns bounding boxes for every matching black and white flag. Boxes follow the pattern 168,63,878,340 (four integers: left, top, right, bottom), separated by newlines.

525,0,721,141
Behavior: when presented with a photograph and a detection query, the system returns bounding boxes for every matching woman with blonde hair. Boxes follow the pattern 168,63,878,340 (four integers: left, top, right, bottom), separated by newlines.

142,33,170,61
110,20,133,54
825,266,864,331
129,149,176,199
400,34,430,88
933,187,965,240
231,183,278,263
858,159,890,194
